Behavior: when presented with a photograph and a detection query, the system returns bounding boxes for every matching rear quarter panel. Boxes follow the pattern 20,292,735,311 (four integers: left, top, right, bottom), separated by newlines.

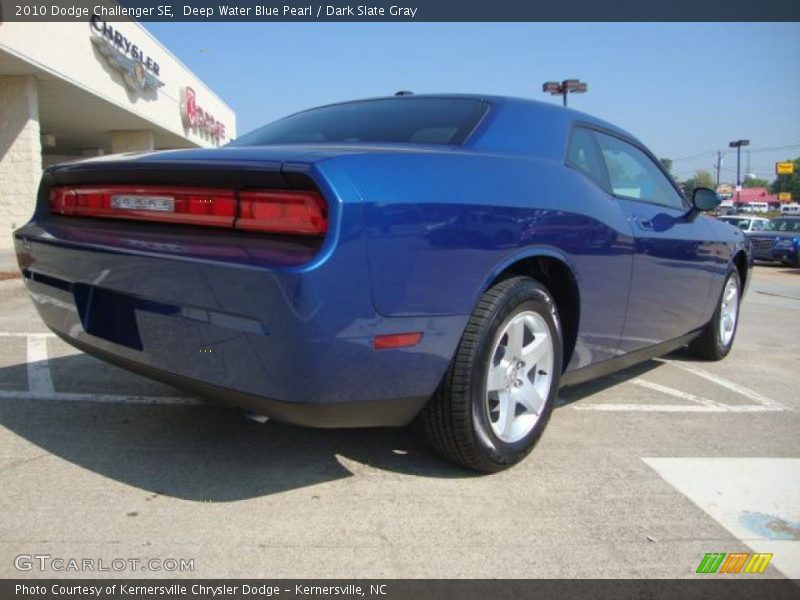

332,150,636,369
705,215,754,298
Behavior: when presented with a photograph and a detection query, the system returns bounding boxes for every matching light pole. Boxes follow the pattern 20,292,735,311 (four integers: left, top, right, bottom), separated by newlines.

728,139,750,206
542,79,588,107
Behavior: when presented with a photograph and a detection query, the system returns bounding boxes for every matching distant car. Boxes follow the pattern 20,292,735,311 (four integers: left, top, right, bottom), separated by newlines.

743,201,771,213
718,216,770,233
780,203,800,215
14,95,752,472
749,217,800,266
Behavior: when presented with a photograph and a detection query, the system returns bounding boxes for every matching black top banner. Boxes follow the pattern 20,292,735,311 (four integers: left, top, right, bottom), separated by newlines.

2,0,800,22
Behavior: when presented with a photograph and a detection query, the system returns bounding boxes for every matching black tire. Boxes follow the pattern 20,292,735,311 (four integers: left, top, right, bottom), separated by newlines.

688,267,742,361
422,276,563,473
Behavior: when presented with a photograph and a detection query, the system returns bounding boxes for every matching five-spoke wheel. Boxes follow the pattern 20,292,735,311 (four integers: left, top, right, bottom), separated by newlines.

422,276,563,472
485,311,554,443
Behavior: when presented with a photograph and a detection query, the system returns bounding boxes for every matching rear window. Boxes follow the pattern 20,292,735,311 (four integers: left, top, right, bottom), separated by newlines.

230,98,489,147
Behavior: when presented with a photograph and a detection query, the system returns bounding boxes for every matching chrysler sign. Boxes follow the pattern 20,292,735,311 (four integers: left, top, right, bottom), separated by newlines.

90,15,163,92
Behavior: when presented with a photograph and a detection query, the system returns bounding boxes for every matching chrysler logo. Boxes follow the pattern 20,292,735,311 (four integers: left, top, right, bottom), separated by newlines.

91,36,164,92
90,15,164,92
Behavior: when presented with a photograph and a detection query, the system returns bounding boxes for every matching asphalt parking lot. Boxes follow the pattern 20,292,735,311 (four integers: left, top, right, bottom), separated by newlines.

0,265,798,579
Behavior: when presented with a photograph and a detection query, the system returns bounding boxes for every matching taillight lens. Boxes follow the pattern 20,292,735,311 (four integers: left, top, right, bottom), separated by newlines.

238,190,327,235
48,186,327,236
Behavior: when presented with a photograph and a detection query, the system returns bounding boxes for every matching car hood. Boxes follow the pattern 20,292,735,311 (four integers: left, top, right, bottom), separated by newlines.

748,231,800,240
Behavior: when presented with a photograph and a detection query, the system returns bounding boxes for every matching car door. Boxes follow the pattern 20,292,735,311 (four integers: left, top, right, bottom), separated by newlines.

563,126,634,366
592,130,718,353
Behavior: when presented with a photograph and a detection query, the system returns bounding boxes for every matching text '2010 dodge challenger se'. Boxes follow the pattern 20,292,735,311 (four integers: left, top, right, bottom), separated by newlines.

14,95,752,472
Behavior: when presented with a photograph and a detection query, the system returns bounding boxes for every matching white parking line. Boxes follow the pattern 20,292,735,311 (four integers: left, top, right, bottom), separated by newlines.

628,378,729,409
573,374,784,413
571,355,786,413
659,359,788,411
0,390,203,405
573,403,780,413
26,335,55,395
0,332,54,337
2,331,200,406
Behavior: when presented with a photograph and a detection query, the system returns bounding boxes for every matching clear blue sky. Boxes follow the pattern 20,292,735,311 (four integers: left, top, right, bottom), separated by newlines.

145,22,800,183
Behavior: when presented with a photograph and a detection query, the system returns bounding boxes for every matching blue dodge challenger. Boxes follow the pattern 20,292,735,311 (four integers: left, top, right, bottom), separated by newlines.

14,95,752,471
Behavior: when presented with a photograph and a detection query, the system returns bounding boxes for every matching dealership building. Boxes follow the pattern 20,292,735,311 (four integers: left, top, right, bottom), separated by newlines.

0,14,237,263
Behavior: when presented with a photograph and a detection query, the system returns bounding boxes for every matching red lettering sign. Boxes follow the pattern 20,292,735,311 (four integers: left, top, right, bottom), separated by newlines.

180,86,226,142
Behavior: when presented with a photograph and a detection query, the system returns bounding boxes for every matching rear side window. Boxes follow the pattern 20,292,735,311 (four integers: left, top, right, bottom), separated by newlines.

231,98,489,147
594,132,685,210
566,127,610,190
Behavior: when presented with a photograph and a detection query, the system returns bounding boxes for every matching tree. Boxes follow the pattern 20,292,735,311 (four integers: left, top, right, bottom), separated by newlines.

743,177,769,188
682,169,715,197
659,158,673,174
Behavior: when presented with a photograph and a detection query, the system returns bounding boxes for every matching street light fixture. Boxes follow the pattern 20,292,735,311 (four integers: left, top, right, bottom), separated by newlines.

542,79,588,107
728,139,750,205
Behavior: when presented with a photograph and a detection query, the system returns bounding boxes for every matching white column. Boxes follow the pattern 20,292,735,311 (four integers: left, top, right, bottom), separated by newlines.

110,129,155,154
0,75,41,255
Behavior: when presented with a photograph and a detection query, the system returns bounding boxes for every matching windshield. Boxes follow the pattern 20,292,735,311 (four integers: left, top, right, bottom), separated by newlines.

230,98,489,147
763,219,800,233
720,218,751,230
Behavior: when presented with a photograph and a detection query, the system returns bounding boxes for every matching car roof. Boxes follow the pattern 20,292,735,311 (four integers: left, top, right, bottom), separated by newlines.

288,93,643,159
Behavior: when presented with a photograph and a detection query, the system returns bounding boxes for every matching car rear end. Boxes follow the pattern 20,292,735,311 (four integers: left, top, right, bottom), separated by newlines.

770,219,800,265
12,148,443,427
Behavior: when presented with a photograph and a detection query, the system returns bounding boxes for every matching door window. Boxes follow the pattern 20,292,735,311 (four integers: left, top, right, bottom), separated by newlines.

595,132,685,210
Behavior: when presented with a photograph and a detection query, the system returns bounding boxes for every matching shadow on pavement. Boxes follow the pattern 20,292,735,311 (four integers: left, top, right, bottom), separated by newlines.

557,357,664,407
0,350,678,500
0,354,480,503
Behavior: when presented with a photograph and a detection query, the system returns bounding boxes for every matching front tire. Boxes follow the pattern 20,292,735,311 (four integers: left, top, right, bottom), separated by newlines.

688,267,741,361
422,276,563,472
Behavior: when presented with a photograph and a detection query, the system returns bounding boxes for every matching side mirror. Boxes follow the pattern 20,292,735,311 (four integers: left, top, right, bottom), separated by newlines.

692,187,721,212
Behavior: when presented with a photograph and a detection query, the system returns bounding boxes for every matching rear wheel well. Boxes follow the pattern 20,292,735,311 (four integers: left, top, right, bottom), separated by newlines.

733,251,748,289
488,257,579,371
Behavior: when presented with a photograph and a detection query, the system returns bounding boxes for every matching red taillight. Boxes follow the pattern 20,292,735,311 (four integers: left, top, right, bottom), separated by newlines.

48,186,327,236
238,190,327,235
49,186,236,228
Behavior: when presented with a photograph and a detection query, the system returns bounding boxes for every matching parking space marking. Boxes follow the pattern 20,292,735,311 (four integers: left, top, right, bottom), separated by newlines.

0,332,54,337
658,359,788,411
26,335,55,395
644,457,800,579
628,378,729,409
573,403,779,413
572,359,786,413
0,390,203,405
1,331,200,406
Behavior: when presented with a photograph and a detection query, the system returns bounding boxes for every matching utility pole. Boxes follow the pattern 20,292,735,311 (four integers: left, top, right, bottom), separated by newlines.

729,140,750,205
542,79,588,107
715,151,722,187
